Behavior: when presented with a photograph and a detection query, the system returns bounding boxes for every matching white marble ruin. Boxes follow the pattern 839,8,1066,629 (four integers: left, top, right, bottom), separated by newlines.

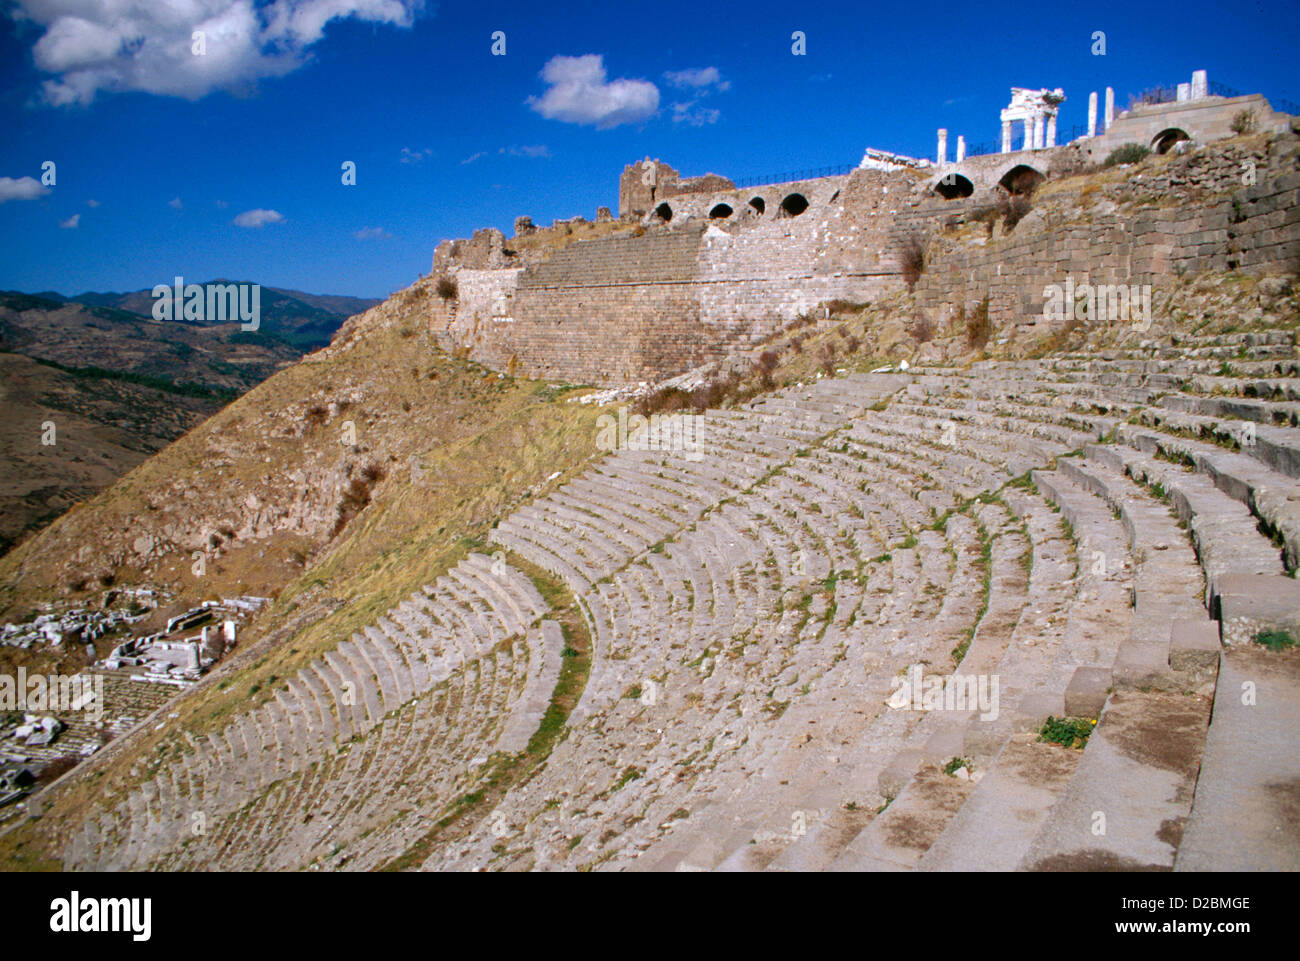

1000,87,1065,153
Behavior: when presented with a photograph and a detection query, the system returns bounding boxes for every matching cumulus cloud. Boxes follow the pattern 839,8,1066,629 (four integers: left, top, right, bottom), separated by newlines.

670,101,720,126
664,67,729,91
168,196,183,209
353,226,391,240
0,176,48,202
233,207,283,227
87,198,100,207
60,213,80,228
14,0,428,106
528,54,658,129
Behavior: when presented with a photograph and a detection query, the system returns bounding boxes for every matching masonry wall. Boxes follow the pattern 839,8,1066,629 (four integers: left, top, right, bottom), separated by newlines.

912,136,1300,334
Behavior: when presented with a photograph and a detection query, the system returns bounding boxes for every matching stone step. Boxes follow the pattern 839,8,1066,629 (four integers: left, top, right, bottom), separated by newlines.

1018,688,1212,870
1175,644,1300,871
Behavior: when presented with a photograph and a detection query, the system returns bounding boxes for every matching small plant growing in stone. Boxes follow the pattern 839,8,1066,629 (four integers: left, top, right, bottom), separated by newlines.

1037,715,1096,749
1252,629,1296,652
1230,109,1256,135
942,756,973,776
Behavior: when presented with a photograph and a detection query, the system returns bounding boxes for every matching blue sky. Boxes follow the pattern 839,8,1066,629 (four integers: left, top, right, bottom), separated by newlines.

2,0,1296,299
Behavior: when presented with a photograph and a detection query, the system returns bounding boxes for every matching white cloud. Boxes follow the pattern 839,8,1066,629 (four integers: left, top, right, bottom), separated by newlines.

461,151,486,165
502,144,550,158
15,1,428,106
233,208,283,227
353,226,390,240
664,67,729,92
168,196,183,209
60,213,80,228
0,176,48,202
86,198,100,207
528,54,658,129
400,146,433,164
671,101,720,126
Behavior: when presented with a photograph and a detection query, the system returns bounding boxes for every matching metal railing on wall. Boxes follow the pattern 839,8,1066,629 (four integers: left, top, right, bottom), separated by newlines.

732,163,858,189
1210,80,1297,116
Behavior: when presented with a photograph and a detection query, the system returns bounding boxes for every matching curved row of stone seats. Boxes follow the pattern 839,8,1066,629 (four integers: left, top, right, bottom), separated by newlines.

428,365,1119,871
1159,392,1300,428
156,629,532,871
426,403,977,869
1084,443,1286,604
1112,424,1299,570
1185,373,1300,401
1134,405,1300,478
765,471,1091,871
62,555,550,870
437,522,980,872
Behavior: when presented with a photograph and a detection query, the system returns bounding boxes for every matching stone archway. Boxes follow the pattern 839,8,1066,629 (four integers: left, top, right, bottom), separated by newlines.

748,196,766,215
653,202,673,222
709,203,734,219
934,173,975,200
779,193,810,217
997,164,1045,196
1152,128,1191,154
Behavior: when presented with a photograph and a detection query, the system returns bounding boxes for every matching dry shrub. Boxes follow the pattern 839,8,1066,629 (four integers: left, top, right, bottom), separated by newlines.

790,333,805,354
332,461,387,537
304,404,329,428
966,295,992,350
435,276,458,301
910,312,935,343
819,343,837,375
1003,195,1033,232
899,235,926,291
824,299,869,315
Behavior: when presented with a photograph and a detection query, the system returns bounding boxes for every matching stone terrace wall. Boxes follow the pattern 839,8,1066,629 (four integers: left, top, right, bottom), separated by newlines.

912,135,1300,334
436,168,925,385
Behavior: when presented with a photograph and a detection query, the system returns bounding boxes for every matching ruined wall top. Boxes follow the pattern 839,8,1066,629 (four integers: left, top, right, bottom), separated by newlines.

618,158,735,218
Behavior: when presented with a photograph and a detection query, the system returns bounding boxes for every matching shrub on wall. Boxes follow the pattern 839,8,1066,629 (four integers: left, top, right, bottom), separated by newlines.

899,235,926,292
966,295,991,350
1230,109,1257,135
435,276,459,301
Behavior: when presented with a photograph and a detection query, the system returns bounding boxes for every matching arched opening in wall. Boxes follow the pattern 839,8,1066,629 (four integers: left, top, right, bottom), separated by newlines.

779,193,810,217
748,196,766,215
709,203,734,219
933,174,975,200
997,164,1045,196
653,202,673,222
1152,127,1191,154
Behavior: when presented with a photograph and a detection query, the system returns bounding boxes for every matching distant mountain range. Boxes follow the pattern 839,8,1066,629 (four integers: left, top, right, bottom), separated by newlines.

18,282,381,352
0,283,380,556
